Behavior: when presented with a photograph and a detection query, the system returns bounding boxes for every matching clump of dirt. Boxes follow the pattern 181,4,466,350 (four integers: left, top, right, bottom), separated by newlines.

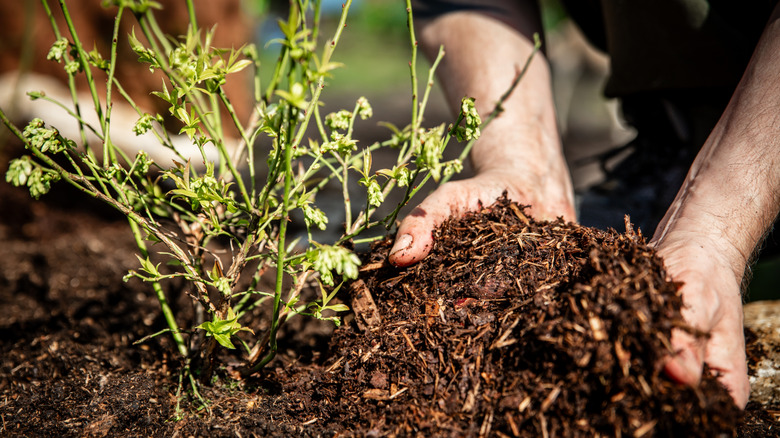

321,196,745,437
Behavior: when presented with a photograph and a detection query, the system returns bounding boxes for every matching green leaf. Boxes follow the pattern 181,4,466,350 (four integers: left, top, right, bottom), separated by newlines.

226,59,252,74
326,304,349,313
87,44,109,70
286,296,300,309
135,255,160,277
169,188,198,198
318,61,344,74
213,333,235,349
275,82,308,109
196,308,253,350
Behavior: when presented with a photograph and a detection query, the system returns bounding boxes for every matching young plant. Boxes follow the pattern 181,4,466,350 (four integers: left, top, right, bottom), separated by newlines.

1,0,527,402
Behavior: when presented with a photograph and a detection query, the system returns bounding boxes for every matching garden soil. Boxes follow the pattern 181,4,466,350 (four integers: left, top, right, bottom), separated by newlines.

0,151,778,436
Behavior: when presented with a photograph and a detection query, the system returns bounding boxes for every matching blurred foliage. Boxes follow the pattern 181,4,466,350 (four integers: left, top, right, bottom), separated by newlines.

250,0,415,96
350,0,408,39
540,0,568,31
242,0,271,18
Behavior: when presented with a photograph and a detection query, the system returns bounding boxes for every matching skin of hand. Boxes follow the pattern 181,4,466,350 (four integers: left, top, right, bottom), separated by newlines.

388,2,575,267
651,6,780,409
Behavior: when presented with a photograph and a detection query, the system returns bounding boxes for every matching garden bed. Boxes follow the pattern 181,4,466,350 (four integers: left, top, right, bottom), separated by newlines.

0,169,777,437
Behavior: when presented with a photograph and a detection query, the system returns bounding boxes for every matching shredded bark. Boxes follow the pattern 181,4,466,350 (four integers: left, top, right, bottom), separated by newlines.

2,170,777,436
323,196,747,437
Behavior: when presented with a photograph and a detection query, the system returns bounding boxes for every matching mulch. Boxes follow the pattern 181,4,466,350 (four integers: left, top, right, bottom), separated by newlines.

317,196,758,437
0,175,777,436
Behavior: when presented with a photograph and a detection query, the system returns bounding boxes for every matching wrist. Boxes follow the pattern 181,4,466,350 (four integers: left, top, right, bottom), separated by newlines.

651,217,750,289
471,114,575,217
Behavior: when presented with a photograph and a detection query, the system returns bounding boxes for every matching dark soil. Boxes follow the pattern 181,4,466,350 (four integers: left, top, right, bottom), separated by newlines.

0,155,778,436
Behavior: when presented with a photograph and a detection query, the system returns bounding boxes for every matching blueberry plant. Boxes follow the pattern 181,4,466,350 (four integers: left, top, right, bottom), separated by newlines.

0,0,491,398
0,0,543,408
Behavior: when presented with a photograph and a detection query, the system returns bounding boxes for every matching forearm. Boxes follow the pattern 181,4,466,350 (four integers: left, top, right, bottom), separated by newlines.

653,8,780,281
416,2,575,218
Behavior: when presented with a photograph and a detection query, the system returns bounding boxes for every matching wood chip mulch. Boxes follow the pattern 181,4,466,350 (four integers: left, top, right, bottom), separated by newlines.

319,195,752,437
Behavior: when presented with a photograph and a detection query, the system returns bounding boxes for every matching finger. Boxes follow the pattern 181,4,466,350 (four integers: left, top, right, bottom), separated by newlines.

660,272,749,408
662,276,713,389
703,311,750,408
386,208,437,268
663,327,705,386
388,183,470,267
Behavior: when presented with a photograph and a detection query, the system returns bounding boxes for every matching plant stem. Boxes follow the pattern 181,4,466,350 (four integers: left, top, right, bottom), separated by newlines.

291,79,325,150
219,89,256,195
101,3,125,165
265,47,289,104
254,116,296,370
416,46,445,132
185,0,197,29
321,0,352,67
405,0,419,154
40,0,90,151
30,95,103,139
2,107,216,313
58,0,106,162
136,13,255,209
129,220,189,358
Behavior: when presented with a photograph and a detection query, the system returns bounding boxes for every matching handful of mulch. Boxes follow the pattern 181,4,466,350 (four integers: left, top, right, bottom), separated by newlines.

322,196,747,437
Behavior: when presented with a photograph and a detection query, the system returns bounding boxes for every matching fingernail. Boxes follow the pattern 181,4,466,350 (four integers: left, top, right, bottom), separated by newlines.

391,233,413,254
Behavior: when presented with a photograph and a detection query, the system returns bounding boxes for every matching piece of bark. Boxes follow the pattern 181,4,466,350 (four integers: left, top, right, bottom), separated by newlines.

350,279,382,331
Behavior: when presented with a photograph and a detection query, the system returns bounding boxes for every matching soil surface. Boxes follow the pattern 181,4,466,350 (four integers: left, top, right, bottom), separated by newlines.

1,153,778,436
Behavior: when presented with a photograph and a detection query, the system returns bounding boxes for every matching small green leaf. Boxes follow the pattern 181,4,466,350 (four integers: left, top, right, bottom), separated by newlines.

135,255,160,277
226,59,252,74
196,308,253,350
275,83,308,109
170,188,198,198
213,333,235,349
326,304,349,313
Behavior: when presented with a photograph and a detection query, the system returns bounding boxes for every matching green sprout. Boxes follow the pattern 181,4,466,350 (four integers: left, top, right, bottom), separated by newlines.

197,307,254,350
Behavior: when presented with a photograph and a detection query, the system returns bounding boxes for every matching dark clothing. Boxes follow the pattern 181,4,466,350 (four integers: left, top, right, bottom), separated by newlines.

414,0,778,99
563,0,777,98
563,0,776,232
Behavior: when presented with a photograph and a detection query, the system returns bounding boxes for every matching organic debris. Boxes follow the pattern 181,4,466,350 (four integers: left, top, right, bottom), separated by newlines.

2,180,777,436
323,196,747,437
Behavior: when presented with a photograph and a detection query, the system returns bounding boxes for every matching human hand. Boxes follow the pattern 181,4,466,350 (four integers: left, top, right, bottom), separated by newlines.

388,169,576,267
652,232,749,408
396,0,575,266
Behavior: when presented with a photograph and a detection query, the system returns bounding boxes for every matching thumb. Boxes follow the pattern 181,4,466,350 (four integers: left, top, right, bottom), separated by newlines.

387,208,436,268
388,205,451,268
389,182,485,267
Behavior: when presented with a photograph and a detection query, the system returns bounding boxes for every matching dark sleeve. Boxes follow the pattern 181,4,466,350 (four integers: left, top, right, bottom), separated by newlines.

559,0,606,51
597,0,778,97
